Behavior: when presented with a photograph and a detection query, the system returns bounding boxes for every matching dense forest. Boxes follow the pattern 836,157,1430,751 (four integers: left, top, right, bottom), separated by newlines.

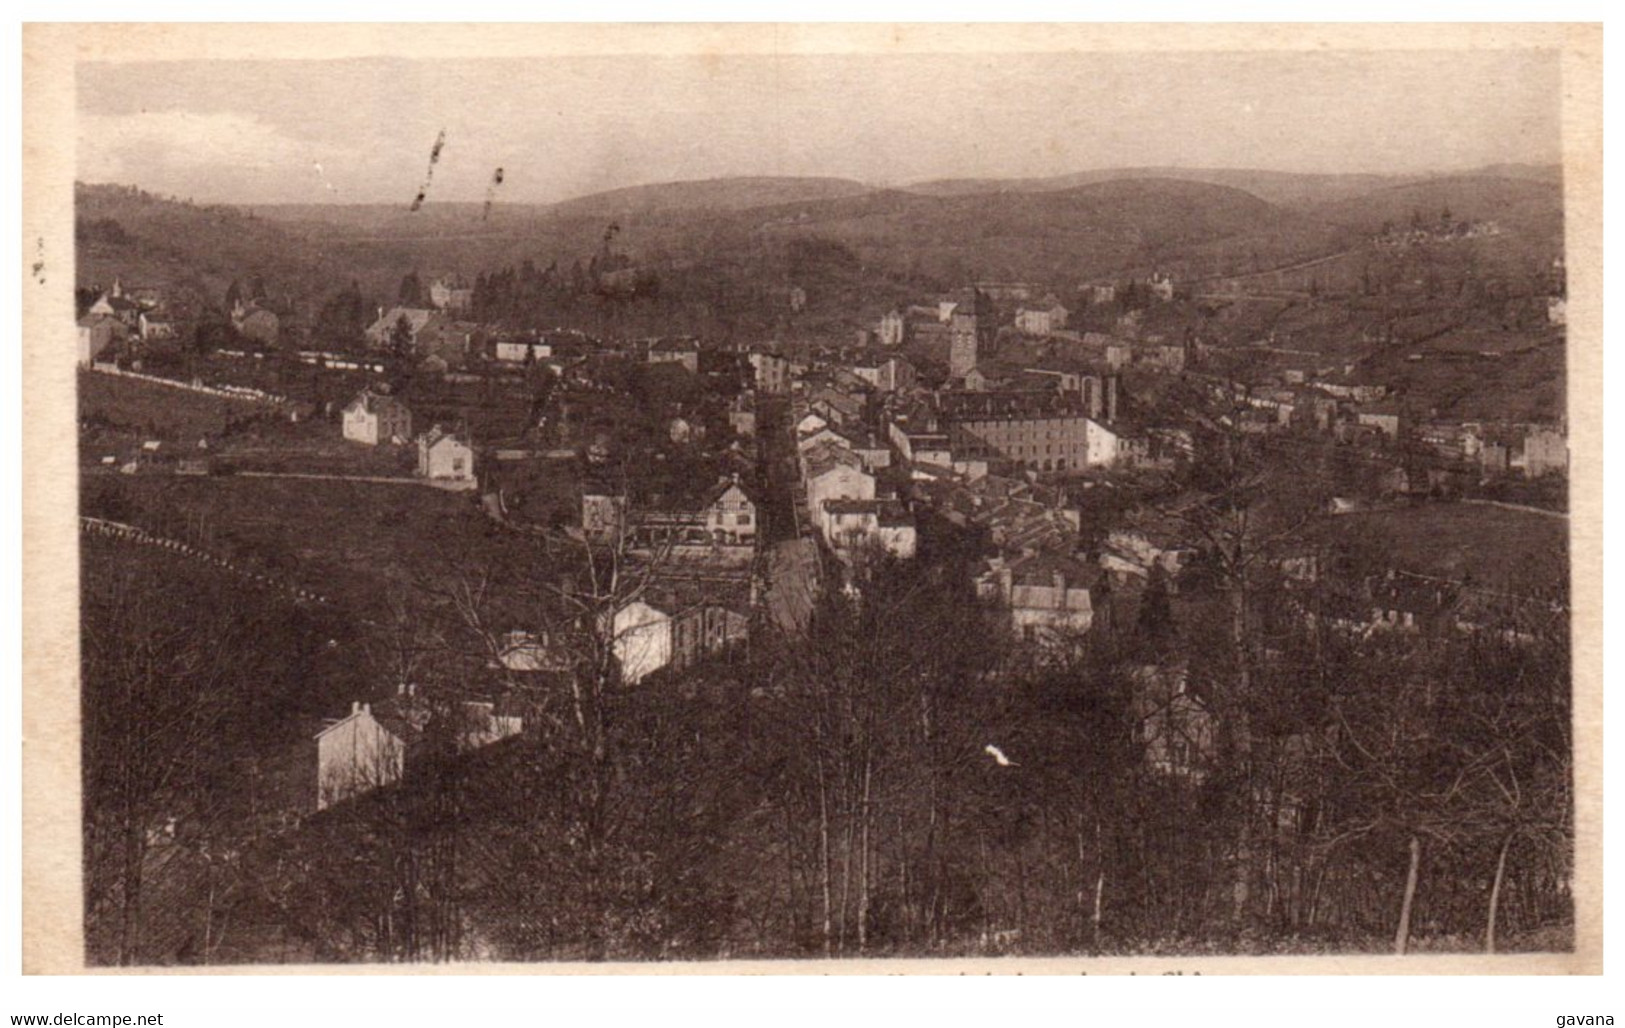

80,420,1572,964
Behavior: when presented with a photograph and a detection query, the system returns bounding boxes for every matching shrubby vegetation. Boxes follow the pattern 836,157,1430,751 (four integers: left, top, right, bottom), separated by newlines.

80,425,1571,963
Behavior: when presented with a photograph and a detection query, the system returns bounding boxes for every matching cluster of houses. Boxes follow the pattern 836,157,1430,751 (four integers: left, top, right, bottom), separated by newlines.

1205,357,1569,481
341,388,478,487
76,244,1571,814
583,475,759,555
77,278,179,367
1373,214,1504,250
1414,420,1569,479
573,473,761,684
314,684,523,811
871,276,1176,355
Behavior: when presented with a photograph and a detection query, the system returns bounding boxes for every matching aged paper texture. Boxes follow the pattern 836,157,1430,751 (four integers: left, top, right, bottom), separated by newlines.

22,22,1602,974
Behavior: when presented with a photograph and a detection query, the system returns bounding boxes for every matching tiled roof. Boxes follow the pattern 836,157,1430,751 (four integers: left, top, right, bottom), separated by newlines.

348,389,409,417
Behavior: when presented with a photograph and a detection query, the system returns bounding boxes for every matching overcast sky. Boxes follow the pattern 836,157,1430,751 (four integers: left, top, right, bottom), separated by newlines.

76,49,1563,206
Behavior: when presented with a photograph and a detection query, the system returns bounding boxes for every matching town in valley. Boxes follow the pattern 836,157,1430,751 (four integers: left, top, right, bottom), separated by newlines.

72,52,1573,966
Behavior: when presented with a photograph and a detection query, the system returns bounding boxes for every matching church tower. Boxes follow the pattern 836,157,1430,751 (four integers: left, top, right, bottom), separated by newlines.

949,287,994,379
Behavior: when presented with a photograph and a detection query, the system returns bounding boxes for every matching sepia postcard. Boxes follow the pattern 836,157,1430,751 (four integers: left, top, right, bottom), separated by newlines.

20,22,1603,975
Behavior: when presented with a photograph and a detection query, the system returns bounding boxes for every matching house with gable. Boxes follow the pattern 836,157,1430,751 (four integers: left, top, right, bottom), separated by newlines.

1015,301,1070,336
850,353,917,394
77,314,126,367
429,275,474,312
976,550,1103,645
822,498,917,559
704,477,758,545
364,306,443,352
315,700,409,811
647,337,701,374
231,299,281,347
611,594,750,685
342,389,413,446
416,425,476,485
802,440,875,522
315,687,523,811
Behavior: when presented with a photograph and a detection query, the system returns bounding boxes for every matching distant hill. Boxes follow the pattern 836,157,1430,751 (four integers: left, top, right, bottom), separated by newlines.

548,176,873,219
76,182,345,309
906,167,1414,207
81,175,1362,335
907,164,1566,209
1467,163,1563,184
745,177,1350,284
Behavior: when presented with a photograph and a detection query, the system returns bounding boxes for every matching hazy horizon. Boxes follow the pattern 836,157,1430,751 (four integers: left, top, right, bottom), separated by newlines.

76,158,1565,211
77,50,1563,207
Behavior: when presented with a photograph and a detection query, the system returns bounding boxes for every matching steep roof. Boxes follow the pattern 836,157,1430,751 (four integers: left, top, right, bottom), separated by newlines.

346,389,409,417
803,440,868,479
368,307,440,336
1002,549,1102,590
419,424,471,450
702,479,753,509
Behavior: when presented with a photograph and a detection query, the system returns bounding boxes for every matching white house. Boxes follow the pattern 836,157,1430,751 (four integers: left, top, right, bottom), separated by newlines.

493,630,551,673
611,597,750,685
1547,296,1567,326
495,339,552,363
1084,418,1123,466
849,355,916,394
315,690,522,811
1015,303,1069,336
364,307,442,351
429,276,474,312
612,600,671,685
315,701,409,811
803,443,875,518
976,552,1102,646
822,498,917,559
1516,425,1568,478
416,426,476,485
704,480,757,545
581,491,629,543
342,390,413,446
138,311,177,341
77,315,121,367
878,309,906,347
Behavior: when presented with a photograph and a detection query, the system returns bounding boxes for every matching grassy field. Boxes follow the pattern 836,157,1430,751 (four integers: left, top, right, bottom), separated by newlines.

79,369,260,442
90,475,555,619
1312,501,1566,596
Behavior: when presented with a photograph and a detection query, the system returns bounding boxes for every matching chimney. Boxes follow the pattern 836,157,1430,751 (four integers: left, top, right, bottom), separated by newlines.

351,701,360,715
362,703,371,715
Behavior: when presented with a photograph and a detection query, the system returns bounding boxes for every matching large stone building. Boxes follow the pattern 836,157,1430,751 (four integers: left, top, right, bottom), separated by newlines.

949,413,1122,472
1015,302,1069,336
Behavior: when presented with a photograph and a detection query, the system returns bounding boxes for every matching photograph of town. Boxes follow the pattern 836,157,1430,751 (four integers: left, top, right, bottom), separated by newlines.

61,30,1579,967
